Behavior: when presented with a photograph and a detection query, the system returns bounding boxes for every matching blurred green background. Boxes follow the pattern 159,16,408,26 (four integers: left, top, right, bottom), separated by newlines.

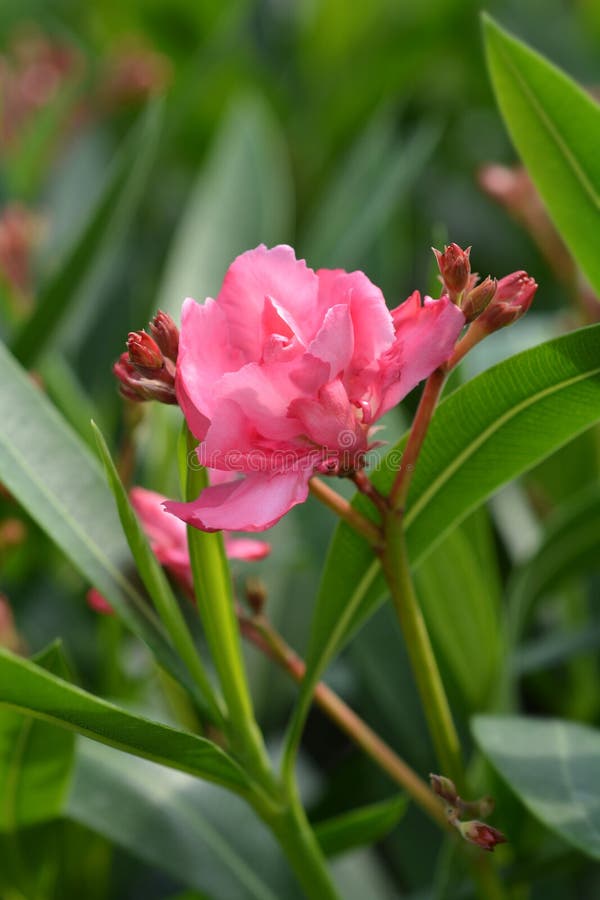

1,1,600,897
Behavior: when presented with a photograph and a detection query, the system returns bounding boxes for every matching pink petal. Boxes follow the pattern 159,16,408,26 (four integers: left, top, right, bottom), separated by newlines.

378,292,465,416
176,297,241,440
288,379,364,453
217,245,320,359
306,304,354,379
224,536,271,560
164,470,311,532
316,269,395,364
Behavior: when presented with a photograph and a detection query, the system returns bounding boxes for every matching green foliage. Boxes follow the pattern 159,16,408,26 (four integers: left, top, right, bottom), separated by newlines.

483,16,600,296
473,715,600,860
0,642,74,832
314,796,408,858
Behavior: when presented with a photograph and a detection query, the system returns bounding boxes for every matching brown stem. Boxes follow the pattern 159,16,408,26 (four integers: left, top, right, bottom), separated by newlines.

309,477,382,547
349,469,389,516
389,368,447,512
239,612,448,829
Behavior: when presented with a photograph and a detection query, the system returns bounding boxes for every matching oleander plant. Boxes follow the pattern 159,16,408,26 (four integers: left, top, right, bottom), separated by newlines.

1,2,600,898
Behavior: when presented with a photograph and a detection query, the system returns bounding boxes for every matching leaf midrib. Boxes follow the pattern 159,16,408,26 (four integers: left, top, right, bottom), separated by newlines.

490,23,600,213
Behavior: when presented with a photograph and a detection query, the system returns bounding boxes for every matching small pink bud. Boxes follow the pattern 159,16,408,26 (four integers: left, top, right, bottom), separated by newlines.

87,588,114,616
461,276,497,323
127,330,163,371
477,270,537,332
113,352,177,404
149,310,179,362
429,773,459,805
433,243,471,298
458,820,507,852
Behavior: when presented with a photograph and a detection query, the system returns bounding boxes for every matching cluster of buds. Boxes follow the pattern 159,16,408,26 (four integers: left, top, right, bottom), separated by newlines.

113,310,179,404
433,242,537,330
430,774,506,852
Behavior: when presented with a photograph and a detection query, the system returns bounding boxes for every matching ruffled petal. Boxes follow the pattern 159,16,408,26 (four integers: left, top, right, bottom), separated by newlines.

217,245,320,359
164,470,311,532
306,304,354,379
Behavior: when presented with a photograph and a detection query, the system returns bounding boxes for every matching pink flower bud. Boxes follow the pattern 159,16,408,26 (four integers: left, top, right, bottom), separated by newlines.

86,588,114,616
458,820,507,852
113,350,177,405
433,243,471,298
476,271,537,333
127,330,163,371
461,276,497,323
149,310,179,362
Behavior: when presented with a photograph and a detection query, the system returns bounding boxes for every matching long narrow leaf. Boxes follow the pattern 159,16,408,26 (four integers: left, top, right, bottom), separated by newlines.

0,649,250,795
483,15,600,296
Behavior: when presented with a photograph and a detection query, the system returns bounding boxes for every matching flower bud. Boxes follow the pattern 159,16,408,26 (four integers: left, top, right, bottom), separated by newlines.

87,588,114,616
429,773,459,806
0,595,24,653
457,820,507,852
461,276,497,323
433,243,471,299
149,310,179,362
113,352,177,404
127,330,163,371
476,270,537,333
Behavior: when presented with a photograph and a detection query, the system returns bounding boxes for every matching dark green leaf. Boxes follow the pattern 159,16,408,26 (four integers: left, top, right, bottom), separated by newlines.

483,15,600,296
11,102,163,367
314,796,407,858
0,642,74,832
473,715,600,860
0,649,251,795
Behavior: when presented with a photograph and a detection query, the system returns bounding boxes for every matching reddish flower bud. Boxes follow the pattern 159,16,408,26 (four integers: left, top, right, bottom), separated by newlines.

476,270,537,333
0,595,24,653
149,310,179,362
433,243,471,298
430,773,459,806
458,820,507,852
127,330,163,371
461,276,497,323
87,588,114,616
113,352,177,404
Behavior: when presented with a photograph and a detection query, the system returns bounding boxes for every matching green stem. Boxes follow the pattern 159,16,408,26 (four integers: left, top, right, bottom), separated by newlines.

264,791,340,900
381,510,463,788
184,428,272,785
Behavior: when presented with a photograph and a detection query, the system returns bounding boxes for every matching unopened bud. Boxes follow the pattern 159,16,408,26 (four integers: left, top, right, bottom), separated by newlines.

87,588,114,616
461,276,497,322
113,352,177,404
0,595,24,653
433,243,471,299
429,774,459,805
477,270,537,333
149,310,179,362
127,330,163,371
245,576,267,615
457,820,507,852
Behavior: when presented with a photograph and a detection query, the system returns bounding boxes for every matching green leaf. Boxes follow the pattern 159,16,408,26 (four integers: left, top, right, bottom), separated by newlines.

508,484,600,642
0,642,74,832
92,422,224,725
0,648,251,796
0,339,206,701
482,15,600,296
158,92,292,319
11,102,163,367
302,111,439,268
66,740,297,900
314,796,407,858
290,324,600,747
473,715,600,860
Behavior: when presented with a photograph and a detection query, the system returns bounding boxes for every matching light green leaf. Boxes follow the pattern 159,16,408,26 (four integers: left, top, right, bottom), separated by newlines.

0,340,206,702
0,648,251,795
483,15,600,296
302,111,438,268
66,740,298,900
158,92,292,319
11,102,163,367
314,796,407,858
0,642,74,832
473,715,600,860
288,324,600,754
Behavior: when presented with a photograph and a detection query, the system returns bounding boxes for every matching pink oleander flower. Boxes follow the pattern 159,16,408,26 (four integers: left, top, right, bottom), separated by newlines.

87,484,270,615
164,244,465,533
